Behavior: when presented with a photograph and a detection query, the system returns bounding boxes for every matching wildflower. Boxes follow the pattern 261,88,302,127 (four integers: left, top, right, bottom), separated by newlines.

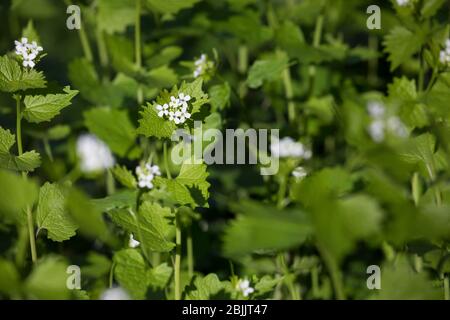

439,39,450,65
270,137,312,159
76,134,115,173
193,54,214,78
156,92,192,125
135,162,161,189
368,120,385,143
366,101,408,143
236,279,254,297
292,166,308,180
129,233,140,248
14,37,43,69
367,101,385,118
100,287,131,300
396,0,410,6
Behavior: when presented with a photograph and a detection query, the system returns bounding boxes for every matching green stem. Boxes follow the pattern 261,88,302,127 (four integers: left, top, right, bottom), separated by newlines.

106,169,115,195
279,253,300,300
16,96,37,264
78,18,93,62
444,275,449,300
318,242,345,300
174,214,182,300
96,27,109,70
109,261,115,288
163,142,172,179
187,227,194,279
279,50,295,123
238,45,248,75
277,175,287,209
368,35,378,86
311,265,319,297
308,14,324,97
135,0,143,104
418,49,425,93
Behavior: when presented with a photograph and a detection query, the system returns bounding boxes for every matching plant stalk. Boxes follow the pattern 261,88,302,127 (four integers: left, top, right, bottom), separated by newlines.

16,96,37,263
135,0,143,104
187,227,194,279
175,214,182,300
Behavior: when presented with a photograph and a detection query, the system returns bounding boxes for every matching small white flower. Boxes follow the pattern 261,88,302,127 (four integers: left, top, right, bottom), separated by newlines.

129,233,140,248
100,287,131,300
396,0,410,6
270,137,312,159
135,162,161,189
368,120,385,143
367,101,385,119
439,39,450,66
236,279,254,297
292,166,308,180
193,54,213,78
76,134,115,173
387,116,408,137
154,93,192,125
366,101,408,142
13,37,43,69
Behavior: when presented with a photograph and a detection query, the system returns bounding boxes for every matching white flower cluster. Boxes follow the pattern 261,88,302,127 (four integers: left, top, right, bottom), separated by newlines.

367,101,408,143
129,233,140,248
292,166,308,180
135,162,161,189
100,287,131,300
14,37,43,69
76,134,115,173
156,93,192,125
193,54,212,78
270,137,312,159
439,39,450,65
236,279,254,297
396,0,410,6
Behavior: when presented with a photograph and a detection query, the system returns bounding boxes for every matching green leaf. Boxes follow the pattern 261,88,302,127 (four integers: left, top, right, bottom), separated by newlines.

84,107,138,158
314,195,384,261
0,55,46,92
421,0,446,18
384,26,425,71
246,53,288,89
98,0,135,34
223,200,312,257
68,58,124,107
91,190,138,212
112,165,137,189
66,188,113,245
176,161,210,204
0,259,20,296
36,183,78,242
25,256,70,300
374,256,442,300
184,274,225,300
109,201,175,252
0,126,41,172
0,169,38,222
145,0,201,15
179,78,209,113
290,167,354,207
388,77,417,102
209,82,230,111
153,161,210,208
137,102,177,139
147,46,183,69
22,86,78,123
147,263,173,290
114,249,149,300
22,20,41,44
